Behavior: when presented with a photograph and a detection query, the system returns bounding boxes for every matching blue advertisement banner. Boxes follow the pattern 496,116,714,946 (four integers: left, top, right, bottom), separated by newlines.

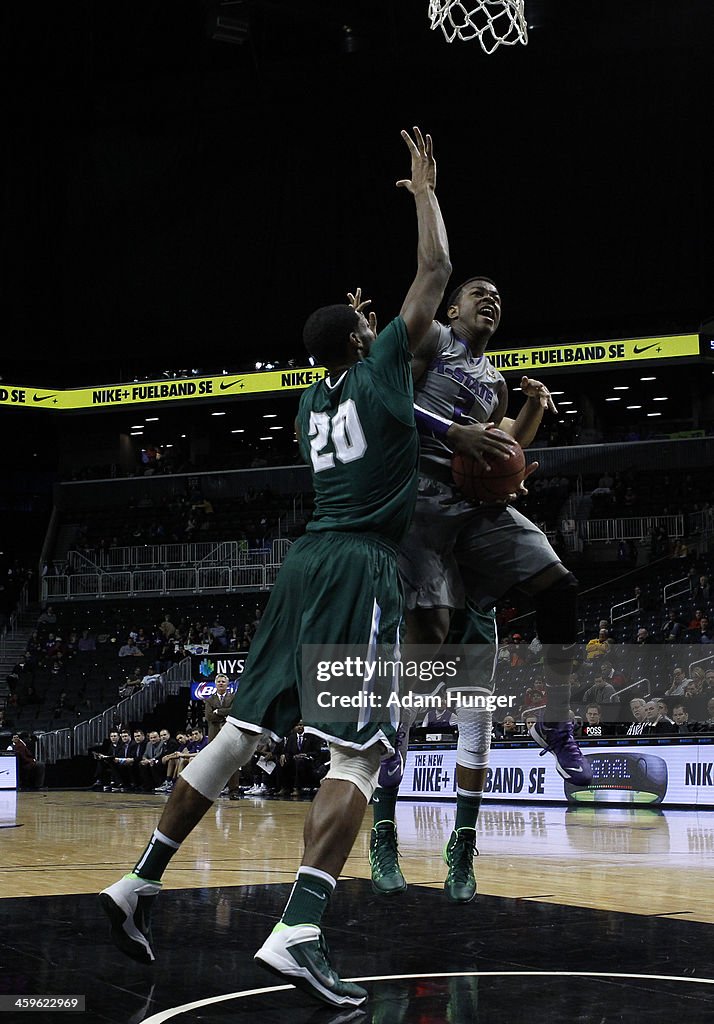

190,654,246,700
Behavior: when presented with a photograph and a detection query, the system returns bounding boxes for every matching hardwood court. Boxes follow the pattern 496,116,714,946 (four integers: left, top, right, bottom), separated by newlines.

3,791,714,1023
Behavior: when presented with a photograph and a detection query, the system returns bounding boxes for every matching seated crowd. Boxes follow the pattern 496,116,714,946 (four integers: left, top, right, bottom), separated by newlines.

88,717,329,801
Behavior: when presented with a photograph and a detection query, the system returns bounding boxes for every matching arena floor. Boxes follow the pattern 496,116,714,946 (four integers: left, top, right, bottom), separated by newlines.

3,792,714,1023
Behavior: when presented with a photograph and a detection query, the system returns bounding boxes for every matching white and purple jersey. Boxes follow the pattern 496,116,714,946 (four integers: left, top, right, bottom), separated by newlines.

415,322,505,475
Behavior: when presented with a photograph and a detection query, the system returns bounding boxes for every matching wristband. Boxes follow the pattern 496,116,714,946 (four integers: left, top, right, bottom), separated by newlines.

414,403,453,440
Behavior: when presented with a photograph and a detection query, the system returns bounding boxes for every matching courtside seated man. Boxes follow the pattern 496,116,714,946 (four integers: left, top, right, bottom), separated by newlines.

369,275,592,902
99,127,451,1009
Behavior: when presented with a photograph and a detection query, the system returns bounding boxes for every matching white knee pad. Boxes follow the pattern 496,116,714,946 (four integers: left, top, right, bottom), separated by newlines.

181,725,260,800
455,706,493,771
324,742,383,802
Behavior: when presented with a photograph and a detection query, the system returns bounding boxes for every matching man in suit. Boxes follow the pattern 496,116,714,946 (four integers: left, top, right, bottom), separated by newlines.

139,730,167,792
203,675,234,741
203,675,241,797
280,722,322,797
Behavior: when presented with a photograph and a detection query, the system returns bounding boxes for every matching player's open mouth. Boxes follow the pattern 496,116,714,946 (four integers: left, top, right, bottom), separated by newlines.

478,305,496,322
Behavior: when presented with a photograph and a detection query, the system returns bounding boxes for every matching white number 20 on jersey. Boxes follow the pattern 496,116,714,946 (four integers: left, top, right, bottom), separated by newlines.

308,399,368,473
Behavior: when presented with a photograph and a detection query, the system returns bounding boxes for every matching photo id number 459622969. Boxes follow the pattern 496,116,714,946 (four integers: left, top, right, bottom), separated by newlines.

1,996,85,1012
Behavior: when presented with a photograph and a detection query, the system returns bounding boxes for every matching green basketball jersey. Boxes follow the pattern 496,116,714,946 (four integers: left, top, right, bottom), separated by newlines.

297,316,418,547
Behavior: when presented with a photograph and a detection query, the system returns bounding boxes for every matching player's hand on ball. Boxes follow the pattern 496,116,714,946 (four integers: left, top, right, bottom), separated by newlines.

520,376,557,413
346,288,377,335
397,127,436,194
447,421,519,470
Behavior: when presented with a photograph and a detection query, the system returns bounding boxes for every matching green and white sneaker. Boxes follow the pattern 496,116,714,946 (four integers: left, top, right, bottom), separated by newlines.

254,923,367,1007
369,822,407,896
443,828,478,904
99,872,161,964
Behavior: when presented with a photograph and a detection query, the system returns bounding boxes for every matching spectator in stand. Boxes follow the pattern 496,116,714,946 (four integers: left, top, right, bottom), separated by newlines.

699,617,713,644
523,712,538,734
186,727,208,761
496,714,518,741
118,637,144,658
119,669,144,699
77,630,96,653
7,654,32,696
672,704,698,735
692,575,711,608
159,615,176,640
37,605,57,627
649,525,669,560
17,680,41,709
521,680,546,713
636,627,652,645
580,704,611,738
11,733,46,790
583,672,616,705
599,659,626,693
586,628,611,661
209,618,227,650
279,722,322,798
705,669,714,693
701,698,714,733
110,728,137,791
243,735,280,797
682,671,708,722
643,699,674,735
159,731,189,792
662,610,683,643
124,729,148,789
626,698,648,737
688,609,705,639
91,730,122,790
0,707,15,732
666,668,691,698
139,731,167,792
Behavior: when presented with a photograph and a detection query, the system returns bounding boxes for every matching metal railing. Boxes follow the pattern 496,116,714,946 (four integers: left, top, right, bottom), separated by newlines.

689,653,714,679
610,596,640,623
582,514,685,544
0,583,29,661
663,576,691,606
71,658,193,758
35,729,73,765
32,659,193,765
41,563,286,601
65,538,285,572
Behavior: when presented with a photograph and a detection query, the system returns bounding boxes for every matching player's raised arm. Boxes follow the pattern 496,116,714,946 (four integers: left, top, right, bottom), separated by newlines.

397,128,451,353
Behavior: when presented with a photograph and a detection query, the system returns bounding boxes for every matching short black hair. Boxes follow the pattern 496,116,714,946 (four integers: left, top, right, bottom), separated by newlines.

303,304,359,365
446,276,498,311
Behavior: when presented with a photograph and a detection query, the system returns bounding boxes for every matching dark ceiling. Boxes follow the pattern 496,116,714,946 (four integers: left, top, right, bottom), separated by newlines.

2,0,713,388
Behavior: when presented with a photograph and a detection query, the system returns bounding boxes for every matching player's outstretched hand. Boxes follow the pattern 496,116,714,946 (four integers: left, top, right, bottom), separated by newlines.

447,421,519,470
347,287,377,336
520,376,557,414
397,127,436,194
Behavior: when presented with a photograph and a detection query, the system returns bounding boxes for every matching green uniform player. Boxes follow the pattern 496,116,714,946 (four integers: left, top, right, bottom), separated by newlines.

100,127,452,1009
226,314,418,750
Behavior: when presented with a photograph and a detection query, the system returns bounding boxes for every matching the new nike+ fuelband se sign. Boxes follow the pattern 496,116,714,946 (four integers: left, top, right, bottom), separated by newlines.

0,334,702,410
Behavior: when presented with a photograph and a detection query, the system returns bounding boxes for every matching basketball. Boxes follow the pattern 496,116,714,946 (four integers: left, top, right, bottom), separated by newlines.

451,440,526,502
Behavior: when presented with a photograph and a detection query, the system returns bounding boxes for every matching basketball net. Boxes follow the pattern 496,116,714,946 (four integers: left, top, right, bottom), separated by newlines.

428,0,528,54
